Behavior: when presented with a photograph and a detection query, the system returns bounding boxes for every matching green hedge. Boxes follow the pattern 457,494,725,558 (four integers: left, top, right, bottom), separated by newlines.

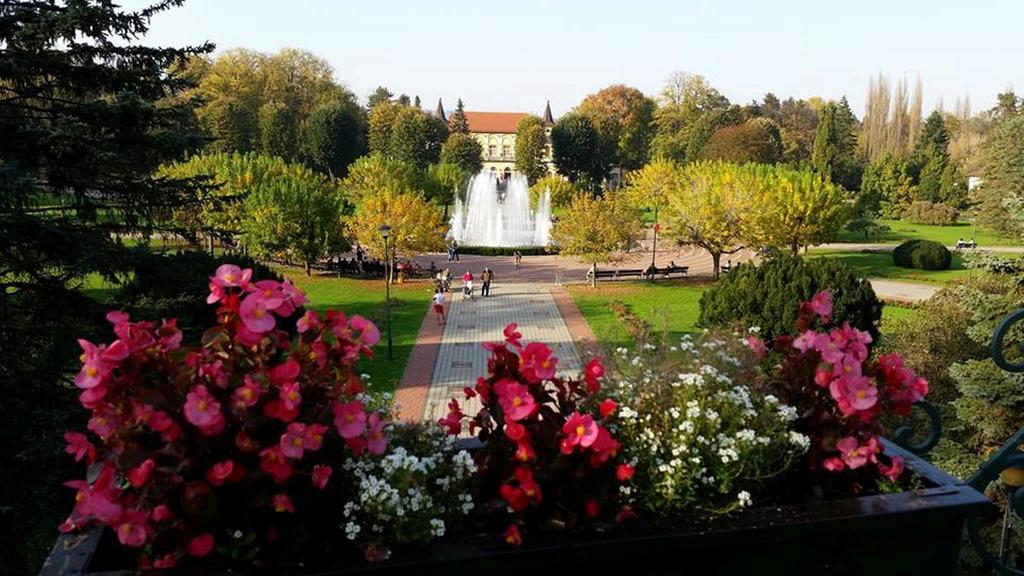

699,254,883,342
892,239,951,271
456,245,555,256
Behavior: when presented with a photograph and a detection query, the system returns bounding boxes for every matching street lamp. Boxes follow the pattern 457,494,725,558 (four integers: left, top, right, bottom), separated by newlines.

650,214,660,272
378,224,393,362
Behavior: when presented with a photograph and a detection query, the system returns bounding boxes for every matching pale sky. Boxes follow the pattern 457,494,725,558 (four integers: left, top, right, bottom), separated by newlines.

128,0,1021,119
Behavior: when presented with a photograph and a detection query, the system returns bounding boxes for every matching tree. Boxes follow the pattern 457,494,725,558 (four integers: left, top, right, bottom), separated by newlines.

684,108,742,162
301,99,368,179
341,154,421,204
915,110,951,159
241,165,349,274
551,192,644,286
258,101,299,160
991,89,1020,122
861,153,917,219
349,192,446,259
812,100,859,189
623,158,680,226
528,174,583,209
860,74,923,161
938,161,968,209
551,113,606,188
422,163,470,212
700,119,783,164
513,116,548,184
577,84,657,170
665,161,751,277
652,72,730,163
745,165,850,254
367,86,394,110
440,133,484,174
976,116,1024,236
449,98,470,133
195,49,265,152
369,103,448,168
0,2,210,570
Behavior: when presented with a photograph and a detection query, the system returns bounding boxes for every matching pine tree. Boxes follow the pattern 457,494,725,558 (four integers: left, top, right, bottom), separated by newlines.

0,1,210,570
812,99,859,189
449,98,470,133
367,86,394,110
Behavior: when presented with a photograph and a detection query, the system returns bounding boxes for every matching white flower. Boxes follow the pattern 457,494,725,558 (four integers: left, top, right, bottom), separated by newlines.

430,518,446,538
737,491,752,507
345,521,362,541
788,431,811,450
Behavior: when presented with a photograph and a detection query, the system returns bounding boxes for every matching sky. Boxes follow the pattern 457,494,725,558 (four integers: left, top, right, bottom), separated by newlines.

128,0,1022,119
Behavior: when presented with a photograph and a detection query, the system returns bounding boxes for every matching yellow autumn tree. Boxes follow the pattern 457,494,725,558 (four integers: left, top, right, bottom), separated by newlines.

551,192,645,286
349,192,446,260
745,165,851,254
665,161,753,277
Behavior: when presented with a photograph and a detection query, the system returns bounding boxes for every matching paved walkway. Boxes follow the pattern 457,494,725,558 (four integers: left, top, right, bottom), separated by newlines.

394,283,587,422
868,279,940,303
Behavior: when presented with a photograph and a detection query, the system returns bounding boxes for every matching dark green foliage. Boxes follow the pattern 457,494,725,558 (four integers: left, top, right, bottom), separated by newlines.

456,245,554,256
892,239,952,270
366,86,394,110
448,98,470,134
976,116,1024,236
302,99,368,178
0,1,211,572
258,101,299,160
811,98,861,191
901,201,958,226
440,133,484,175
551,113,606,188
698,255,883,342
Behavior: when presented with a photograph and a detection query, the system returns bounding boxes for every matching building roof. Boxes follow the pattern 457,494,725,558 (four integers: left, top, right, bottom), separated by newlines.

464,111,528,134
543,100,555,125
434,98,446,123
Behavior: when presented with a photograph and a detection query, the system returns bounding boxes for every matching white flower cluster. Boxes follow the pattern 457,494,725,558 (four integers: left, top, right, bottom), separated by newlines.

607,333,807,517
338,423,476,551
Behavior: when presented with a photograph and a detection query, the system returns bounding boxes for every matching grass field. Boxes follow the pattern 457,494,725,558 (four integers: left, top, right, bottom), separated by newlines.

568,280,923,352
283,272,432,393
834,219,1021,247
804,249,980,285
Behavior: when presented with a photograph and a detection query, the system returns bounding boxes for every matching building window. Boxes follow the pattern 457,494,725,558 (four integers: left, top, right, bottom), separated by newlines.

488,145,496,158
502,145,511,159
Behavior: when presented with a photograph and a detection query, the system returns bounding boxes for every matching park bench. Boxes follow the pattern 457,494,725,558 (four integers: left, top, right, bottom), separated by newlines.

645,265,689,278
955,239,977,251
589,268,647,281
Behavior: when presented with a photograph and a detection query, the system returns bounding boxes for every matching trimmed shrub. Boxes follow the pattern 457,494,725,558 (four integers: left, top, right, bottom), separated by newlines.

457,245,554,256
698,254,883,342
892,239,952,271
901,201,959,225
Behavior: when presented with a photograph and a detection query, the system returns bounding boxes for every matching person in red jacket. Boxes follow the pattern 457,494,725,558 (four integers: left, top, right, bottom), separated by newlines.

462,270,474,300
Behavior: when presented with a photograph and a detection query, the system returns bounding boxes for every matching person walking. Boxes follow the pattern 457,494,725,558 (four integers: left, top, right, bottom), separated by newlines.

481,267,494,297
462,269,474,300
431,288,446,325
513,249,522,270
452,240,460,263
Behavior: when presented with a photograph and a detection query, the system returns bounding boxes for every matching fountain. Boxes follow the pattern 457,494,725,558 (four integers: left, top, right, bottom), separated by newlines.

449,171,552,247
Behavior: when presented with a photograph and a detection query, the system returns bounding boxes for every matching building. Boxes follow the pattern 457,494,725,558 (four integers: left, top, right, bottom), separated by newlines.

435,100,556,180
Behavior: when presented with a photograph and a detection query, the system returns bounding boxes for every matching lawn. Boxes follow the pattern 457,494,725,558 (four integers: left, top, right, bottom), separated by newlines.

834,219,1021,247
804,248,980,285
567,280,708,352
282,272,432,393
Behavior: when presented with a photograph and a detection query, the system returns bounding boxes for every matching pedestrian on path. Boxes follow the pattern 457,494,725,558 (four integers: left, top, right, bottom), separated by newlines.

432,288,446,325
481,267,494,297
462,270,474,300
513,249,522,270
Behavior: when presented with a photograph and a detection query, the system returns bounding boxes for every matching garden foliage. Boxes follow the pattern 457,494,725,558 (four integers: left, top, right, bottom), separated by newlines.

892,239,952,271
901,201,959,226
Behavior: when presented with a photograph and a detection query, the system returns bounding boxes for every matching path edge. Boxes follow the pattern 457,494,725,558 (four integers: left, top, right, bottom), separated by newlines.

549,286,601,359
392,302,443,422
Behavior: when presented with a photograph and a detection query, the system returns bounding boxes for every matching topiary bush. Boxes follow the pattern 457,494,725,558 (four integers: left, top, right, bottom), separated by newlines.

901,201,959,225
698,254,883,342
892,239,951,271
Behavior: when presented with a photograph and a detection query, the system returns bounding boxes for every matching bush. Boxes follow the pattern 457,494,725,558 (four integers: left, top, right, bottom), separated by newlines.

456,245,554,256
698,254,883,343
901,201,959,225
892,239,951,271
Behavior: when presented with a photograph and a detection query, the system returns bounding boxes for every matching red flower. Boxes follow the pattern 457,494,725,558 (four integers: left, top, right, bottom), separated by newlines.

497,381,537,421
205,460,235,487
259,446,293,483
115,509,149,547
500,484,530,512
514,441,536,462
878,455,905,482
463,386,477,399
151,505,173,523
153,554,177,569
503,323,522,347
187,533,214,557
63,432,95,464
519,342,557,383
503,523,522,546
560,411,598,454
183,385,224,435
599,398,617,419
583,357,605,393
615,505,637,523
312,464,333,490
504,418,528,442
584,499,600,518
271,493,295,513
616,463,634,482
127,459,155,488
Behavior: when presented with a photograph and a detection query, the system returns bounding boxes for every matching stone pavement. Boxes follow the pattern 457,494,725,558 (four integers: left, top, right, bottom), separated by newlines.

868,279,940,304
394,283,586,423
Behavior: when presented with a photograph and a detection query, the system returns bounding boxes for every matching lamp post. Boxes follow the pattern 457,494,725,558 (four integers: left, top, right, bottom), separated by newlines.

378,224,393,362
651,213,660,271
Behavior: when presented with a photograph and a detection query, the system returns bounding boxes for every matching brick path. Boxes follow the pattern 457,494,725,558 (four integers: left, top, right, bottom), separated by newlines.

393,283,584,422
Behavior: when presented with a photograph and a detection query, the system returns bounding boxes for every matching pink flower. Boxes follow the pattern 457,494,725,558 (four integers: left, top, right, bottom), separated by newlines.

498,381,537,421
312,465,333,490
64,432,95,464
269,358,301,384
836,436,876,469
205,460,235,487
503,323,522,347
822,456,845,471
519,342,557,383
333,400,367,439
151,505,173,523
187,533,214,557
106,310,130,325
207,281,225,305
154,554,177,569
212,264,251,289
367,413,387,455
280,423,311,460
271,493,295,513
746,335,767,360
583,357,604,393
232,375,263,411
115,509,149,547
349,315,380,347
74,339,105,389
560,411,598,454
184,385,224,433
239,292,277,333
127,458,155,488
879,455,905,481
65,464,122,524
259,446,293,484
279,381,301,412
252,280,286,310
810,290,832,320
296,310,321,333
792,330,825,354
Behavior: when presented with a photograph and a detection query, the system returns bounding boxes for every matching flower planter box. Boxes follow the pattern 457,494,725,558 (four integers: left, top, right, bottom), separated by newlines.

41,440,993,576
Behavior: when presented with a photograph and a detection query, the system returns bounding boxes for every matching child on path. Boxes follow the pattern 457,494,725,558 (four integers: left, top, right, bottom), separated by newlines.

432,288,446,325
462,270,474,300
